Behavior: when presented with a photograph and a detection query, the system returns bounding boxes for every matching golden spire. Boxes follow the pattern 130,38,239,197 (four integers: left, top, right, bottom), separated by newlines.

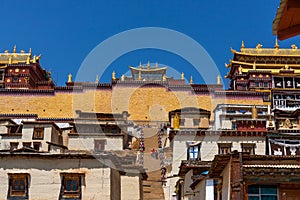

274,38,279,49
13,45,16,53
147,61,150,69
96,75,99,83
138,70,142,80
20,50,25,54
67,73,72,83
29,48,32,56
252,105,258,119
241,41,245,50
181,72,184,80
139,61,142,68
121,74,125,81
190,76,193,84
112,71,116,80
33,55,37,63
217,74,221,85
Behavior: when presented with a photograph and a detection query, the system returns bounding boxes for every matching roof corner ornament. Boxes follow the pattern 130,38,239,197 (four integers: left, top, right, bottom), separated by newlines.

291,44,297,50
230,47,236,54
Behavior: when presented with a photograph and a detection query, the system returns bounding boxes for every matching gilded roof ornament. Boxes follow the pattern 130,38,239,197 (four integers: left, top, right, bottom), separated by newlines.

274,38,279,49
4,50,8,54
238,65,243,74
217,74,221,85
241,41,245,50
155,62,158,69
95,75,99,83
230,47,236,54
121,74,125,81
138,70,142,80
13,45,16,53
112,71,116,80
163,74,167,81
139,61,142,68
147,61,150,69
20,50,25,54
181,72,184,80
26,56,30,64
256,43,262,49
291,44,297,50
67,73,72,83
29,48,32,56
189,76,193,84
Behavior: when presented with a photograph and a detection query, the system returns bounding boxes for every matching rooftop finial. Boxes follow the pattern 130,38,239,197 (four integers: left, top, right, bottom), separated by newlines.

147,61,150,69
96,75,99,83
13,45,16,53
139,61,142,68
112,71,116,80
256,43,262,49
274,38,279,49
181,72,184,80
138,70,142,80
190,76,193,84
291,44,298,50
67,73,72,83
241,41,245,50
29,48,32,56
217,74,221,85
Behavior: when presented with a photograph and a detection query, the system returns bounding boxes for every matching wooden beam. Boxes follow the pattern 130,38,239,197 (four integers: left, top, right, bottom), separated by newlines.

278,24,300,40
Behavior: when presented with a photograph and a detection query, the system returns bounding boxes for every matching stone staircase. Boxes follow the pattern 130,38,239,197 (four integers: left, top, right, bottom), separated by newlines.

142,127,165,200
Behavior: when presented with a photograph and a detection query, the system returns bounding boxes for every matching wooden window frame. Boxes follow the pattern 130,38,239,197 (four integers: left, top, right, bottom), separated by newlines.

241,143,256,155
8,173,29,198
10,142,19,151
94,139,106,152
60,173,83,199
32,127,44,140
218,143,232,155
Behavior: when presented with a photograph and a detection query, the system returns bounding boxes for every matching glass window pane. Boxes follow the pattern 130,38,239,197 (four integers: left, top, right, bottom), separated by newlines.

261,186,277,194
261,196,277,200
248,197,259,200
248,185,259,194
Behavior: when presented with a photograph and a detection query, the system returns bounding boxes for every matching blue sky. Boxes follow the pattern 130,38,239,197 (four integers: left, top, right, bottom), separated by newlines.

1,0,299,87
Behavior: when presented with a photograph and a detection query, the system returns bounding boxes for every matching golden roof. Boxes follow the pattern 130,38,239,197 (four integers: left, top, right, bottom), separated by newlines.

0,47,40,65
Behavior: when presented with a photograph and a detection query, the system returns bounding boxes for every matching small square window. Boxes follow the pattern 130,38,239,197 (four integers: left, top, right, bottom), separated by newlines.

33,142,41,151
33,127,44,140
60,173,83,199
8,173,29,198
241,143,255,155
10,142,19,151
188,143,201,160
218,143,232,155
94,140,106,152
23,142,31,148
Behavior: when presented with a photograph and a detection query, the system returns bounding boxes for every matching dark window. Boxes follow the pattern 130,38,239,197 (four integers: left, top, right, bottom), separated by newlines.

0,70,4,81
22,142,31,148
60,174,83,199
241,143,255,155
248,185,277,200
33,127,44,140
33,142,41,151
187,143,200,160
10,142,18,151
94,140,106,152
193,119,200,126
218,143,232,155
8,173,29,198
285,77,294,88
